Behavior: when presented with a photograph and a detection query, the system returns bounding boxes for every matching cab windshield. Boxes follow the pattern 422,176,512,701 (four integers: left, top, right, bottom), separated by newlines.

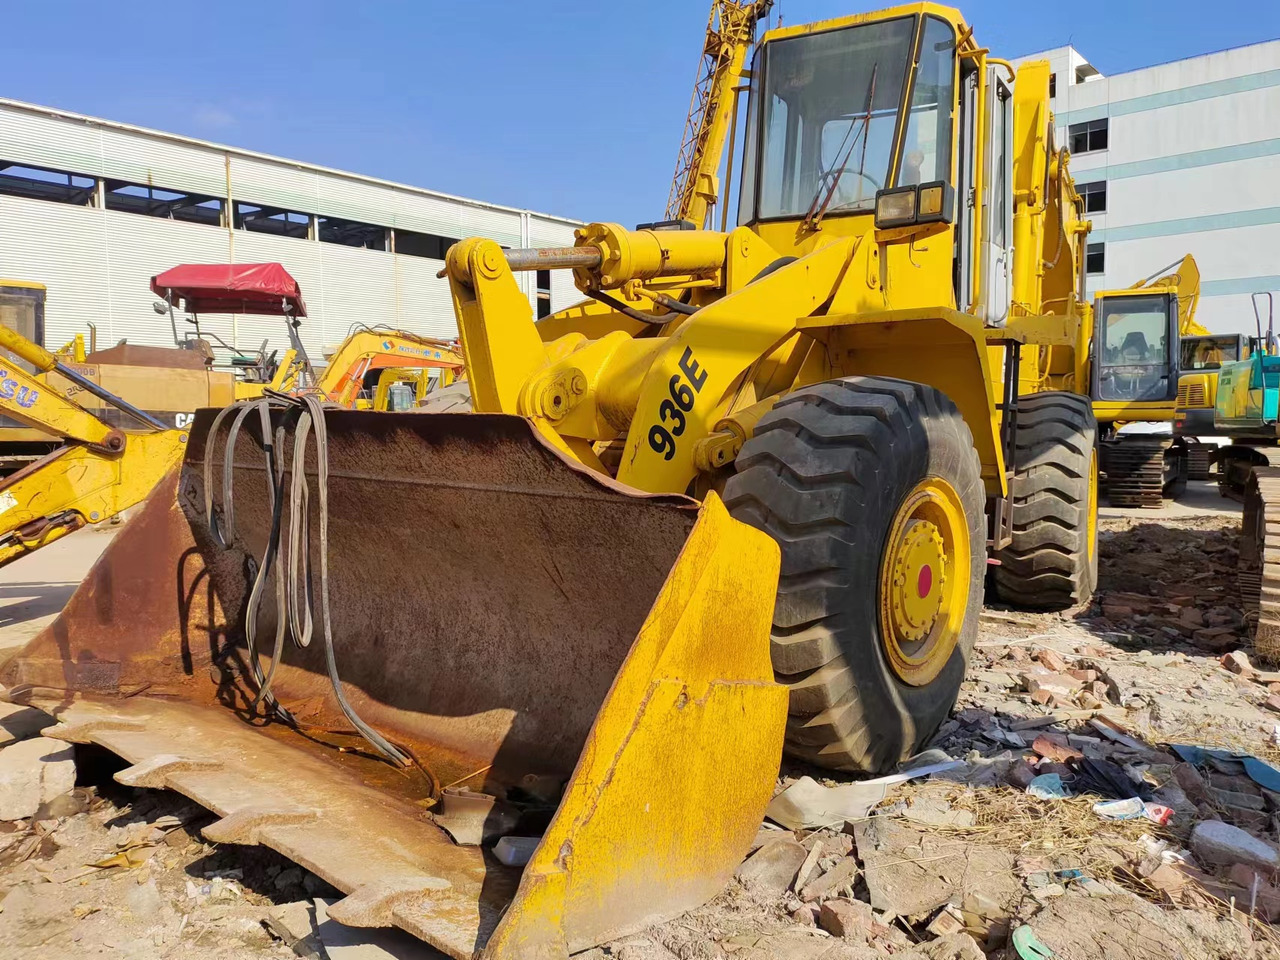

1180,335,1241,372
1096,294,1174,401
740,14,956,222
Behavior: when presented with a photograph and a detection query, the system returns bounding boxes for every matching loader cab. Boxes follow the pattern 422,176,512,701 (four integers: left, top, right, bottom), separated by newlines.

735,8,1014,320
1090,289,1180,408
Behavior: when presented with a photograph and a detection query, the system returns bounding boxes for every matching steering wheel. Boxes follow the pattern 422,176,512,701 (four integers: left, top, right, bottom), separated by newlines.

818,168,885,211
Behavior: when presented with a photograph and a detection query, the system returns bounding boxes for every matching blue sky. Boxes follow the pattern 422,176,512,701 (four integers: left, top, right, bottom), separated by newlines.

3,1,1278,229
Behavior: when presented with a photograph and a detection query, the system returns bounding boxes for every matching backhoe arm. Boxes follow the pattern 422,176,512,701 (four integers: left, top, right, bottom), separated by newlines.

0,324,168,445
0,432,186,568
0,324,187,566
318,331,463,407
0,327,124,450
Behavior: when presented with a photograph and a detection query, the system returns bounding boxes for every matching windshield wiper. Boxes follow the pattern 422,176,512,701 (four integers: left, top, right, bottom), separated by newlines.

802,62,879,231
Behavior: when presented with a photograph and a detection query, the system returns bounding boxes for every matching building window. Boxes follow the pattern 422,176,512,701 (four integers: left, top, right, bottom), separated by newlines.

0,161,96,206
318,217,388,250
1075,62,1101,84
1048,73,1056,99
234,202,311,238
1086,242,1105,275
393,230,460,260
1069,119,1108,155
1077,180,1106,214
536,269,552,320
105,180,223,225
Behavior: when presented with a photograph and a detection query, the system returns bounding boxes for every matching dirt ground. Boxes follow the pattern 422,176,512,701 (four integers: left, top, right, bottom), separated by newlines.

4,486,1280,958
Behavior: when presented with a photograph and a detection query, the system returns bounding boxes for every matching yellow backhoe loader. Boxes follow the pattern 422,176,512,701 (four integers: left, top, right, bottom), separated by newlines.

0,279,238,473
6,4,1111,957
0,324,187,567
0,270,463,566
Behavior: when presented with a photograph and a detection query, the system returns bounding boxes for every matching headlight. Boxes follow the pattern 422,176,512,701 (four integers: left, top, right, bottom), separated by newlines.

874,182,954,229
874,188,917,228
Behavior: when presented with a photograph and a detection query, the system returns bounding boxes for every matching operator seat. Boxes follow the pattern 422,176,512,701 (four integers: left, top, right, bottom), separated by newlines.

1120,331,1149,362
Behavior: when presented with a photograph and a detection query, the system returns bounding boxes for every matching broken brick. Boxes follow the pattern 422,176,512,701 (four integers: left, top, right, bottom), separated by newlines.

926,904,966,938
1036,649,1070,673
1032,734,1083,763
1221,651,1255,676
736,838,807,896
800,856,860,902
1193,627,1238,652
818,898,874,939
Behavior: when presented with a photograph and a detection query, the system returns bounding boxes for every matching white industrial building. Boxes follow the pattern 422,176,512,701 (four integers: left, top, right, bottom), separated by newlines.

0,98,580,361
1015,38,1280,336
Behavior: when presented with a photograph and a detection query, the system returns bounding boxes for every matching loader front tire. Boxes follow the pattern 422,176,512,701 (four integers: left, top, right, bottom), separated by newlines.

724,377,985,773
992,392,1097,610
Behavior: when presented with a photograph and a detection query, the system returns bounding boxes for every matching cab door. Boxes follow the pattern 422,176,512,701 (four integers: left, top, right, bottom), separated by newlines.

981,71,1014,325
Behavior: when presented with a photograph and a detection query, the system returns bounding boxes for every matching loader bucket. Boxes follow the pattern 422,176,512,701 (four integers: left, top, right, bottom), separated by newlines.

1,408,786,960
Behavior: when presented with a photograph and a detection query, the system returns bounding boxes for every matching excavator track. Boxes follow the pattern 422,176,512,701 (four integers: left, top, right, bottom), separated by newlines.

1185,442,1212,482
1100,437,1168,509
1242,467,1280,664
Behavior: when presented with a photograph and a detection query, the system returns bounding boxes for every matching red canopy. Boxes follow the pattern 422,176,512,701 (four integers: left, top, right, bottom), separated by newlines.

150,263,307,317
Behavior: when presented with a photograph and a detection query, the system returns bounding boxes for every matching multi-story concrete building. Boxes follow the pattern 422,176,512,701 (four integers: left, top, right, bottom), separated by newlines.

1015,39,1280,335
0,97,580,361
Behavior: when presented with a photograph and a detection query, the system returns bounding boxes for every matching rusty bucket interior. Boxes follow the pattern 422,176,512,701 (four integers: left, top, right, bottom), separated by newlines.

2,406,786,960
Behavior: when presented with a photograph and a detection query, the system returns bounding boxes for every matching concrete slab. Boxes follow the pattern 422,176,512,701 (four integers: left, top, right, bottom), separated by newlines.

0,527,115,668
1101,479,1240,521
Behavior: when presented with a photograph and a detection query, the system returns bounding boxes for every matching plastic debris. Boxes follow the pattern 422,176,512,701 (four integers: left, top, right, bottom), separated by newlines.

1013,924,1056,959
1071,757,1153,801
493,836,541,867
1091,798,1173,824
1027,774,1070,800
765,757,962,830
1170,744,1280,794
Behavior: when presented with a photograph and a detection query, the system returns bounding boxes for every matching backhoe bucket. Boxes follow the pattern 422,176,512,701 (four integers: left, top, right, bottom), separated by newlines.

1,408,786,960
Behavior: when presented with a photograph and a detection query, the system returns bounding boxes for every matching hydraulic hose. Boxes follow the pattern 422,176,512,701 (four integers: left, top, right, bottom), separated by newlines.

205,395,410,768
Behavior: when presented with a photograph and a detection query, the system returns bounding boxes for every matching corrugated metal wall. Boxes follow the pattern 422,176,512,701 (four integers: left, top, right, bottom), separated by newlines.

0,100,579,359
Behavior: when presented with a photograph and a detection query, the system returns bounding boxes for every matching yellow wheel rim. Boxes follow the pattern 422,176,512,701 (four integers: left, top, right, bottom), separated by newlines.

878,476,970,687
1087,448,1099,565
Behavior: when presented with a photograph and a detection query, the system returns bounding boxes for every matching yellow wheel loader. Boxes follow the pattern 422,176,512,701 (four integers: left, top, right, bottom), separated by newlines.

6,4,1109,958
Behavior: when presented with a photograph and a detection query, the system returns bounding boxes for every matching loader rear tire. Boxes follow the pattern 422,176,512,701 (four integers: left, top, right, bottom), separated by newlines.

992,392,1097,610
724,377,985,773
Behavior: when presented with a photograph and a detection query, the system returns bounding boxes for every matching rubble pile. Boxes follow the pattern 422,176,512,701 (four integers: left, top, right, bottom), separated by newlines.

3,512,1280,958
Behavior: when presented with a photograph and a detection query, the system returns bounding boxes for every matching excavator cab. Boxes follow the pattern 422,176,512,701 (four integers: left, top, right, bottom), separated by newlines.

1091,289,1180,408
1176,333,1247,436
